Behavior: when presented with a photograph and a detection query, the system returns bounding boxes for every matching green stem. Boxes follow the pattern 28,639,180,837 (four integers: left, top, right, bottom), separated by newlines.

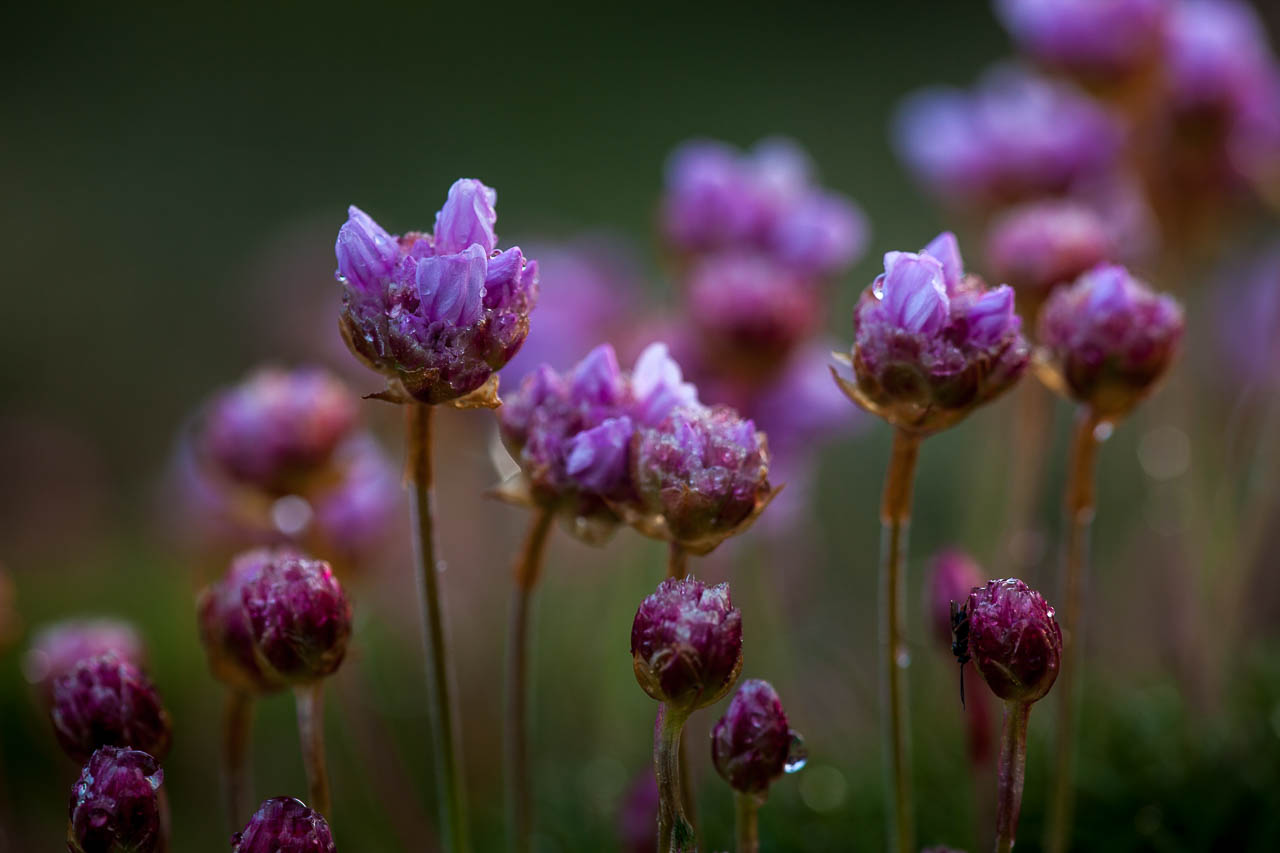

734,792,762,853
654,704,695,853
995,702,1032,853
505,508,555,853
295,682,332,818
407,403,470,852
222,689,254,833
879,428,921,853
1045,406,1101,853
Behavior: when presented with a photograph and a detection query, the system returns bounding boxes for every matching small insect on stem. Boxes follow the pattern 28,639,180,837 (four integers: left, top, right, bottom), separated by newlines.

950,600,972,709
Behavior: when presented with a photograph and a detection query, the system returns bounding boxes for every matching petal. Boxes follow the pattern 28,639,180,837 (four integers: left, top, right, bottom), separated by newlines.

335,205,399,293
414,244,488,326
433,178,498,255
922,231,964,292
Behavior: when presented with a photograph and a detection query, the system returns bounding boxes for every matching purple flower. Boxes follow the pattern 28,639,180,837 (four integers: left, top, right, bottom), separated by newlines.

309,435,400,561
335,179,538,405
894,66,1123,208
200,367,359,496
631,405,773,554
68,747,164,853
24,619,145,706
1037,264,1184,417
232,797,336,853
964,578,1062,704
1164,0,1278,116
994,0,1170,80
710,679,801,796
926,549,984,650
241,552,352,684
630,577,743,713
839,233,1029,435
985,200,1113,313
51,653,172,764
616,771,659,853
198,549,291,694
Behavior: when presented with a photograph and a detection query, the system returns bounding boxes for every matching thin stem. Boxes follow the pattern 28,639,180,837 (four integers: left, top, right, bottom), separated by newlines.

1045,406,1101,853
995,702,1032,853
664,540,696,833
879,428,921,853
406,403,470,852
505,508,555,853
157,786,171,853
998,382,1052,577
222,689,254,833
295,682,332,818
734,792,762,853
667,542,688,579
654,705,695,853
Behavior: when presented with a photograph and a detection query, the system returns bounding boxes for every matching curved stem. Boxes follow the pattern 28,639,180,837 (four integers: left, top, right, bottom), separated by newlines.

995,702,1032,853
879,428,921,853
222,689,254,833
407,403,470,852
667,542,688,580
295,682,332,818
654,704,695,853
1045,406,1101,853
734,792,762,853
505,508,555,853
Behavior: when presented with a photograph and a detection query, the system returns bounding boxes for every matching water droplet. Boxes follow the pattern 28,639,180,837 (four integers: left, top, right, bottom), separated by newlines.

871,274,886,299
896,649,911,668
784,730,808,773
271,495,313,536
1093,421,1114,442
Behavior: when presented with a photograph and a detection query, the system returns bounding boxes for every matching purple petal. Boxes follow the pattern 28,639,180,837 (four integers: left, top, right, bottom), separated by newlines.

335,206,399,294
630,342,700,426
414,244,487,326
433,178,498,255
966,285,1020,347
922,231,965,292
569,344,625,407
881,252,950,334
564,416,634,494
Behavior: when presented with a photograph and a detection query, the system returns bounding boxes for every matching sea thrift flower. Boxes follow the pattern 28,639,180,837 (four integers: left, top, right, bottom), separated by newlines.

241,552,352,684
835,232,1030,435
231,797,336,853
631,577,743,713
631,405,774,554
1164,0,1278,117
893,66,1122,207
985,201,1112,314
927,549,994,765
51,653,172,764
963,579,1062,704
198,549,290,694
308,435,401,559
711,679,803,797
993,0,1169,81
199,368,358,496
335,179,539,405
24,619,145,705
1037,264,1184,418
68,747,164,853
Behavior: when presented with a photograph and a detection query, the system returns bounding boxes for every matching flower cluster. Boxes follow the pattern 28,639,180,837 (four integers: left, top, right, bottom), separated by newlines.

24,619,145,705
962,578,1063,705
336,179,538,405
68,746,165,853
232,797,336,853
51,652,172,764
711,679,803,798
994,0,1170,82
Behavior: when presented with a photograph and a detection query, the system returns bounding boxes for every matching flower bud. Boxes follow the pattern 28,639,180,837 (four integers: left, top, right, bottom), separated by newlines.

241,552,352,684
1036,264,1184,418
632,405,773,554
232,797,336,853
631,577,743,713
994,0,1168,82
51,654,172,764
926,549,984,649
67,746,164,853
985,201,1112,316
197,549,291,694
964,578,1062,704
24,619,145,706
711,679,803,796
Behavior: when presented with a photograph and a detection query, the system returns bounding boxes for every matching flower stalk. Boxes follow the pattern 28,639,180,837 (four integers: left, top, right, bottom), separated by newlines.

294,682,331,819
995,701,1032,853
667,542,688,580
734,792,762,853
222,689,254,833
654,705,695,853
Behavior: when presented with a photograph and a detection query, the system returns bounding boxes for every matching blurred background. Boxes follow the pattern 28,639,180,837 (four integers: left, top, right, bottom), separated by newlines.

3,1,1280,850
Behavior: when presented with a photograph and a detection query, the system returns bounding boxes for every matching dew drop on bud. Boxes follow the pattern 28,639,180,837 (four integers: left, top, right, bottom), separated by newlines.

784,730,808,773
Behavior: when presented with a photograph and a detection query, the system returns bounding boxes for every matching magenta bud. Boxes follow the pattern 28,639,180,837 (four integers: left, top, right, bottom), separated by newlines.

241,553,352,684
985,201,1112,312
231,797,336,853
51,654,172,764
197,549,292,694
926,549,984,649
67,746,164,853
710,679,803,796
631,577,743,713
25,619,145,706
965,579,1062,704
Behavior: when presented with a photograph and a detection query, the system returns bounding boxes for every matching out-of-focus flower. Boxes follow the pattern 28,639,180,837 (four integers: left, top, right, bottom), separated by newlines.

631,405,774,554
711,679,804,797
308,435,401,562
1037,264,1184,418
631,576,743,713
1215,241,1280,389
335,179,539,405
893,66,1123,208
994,0,1169,82
661,138,868,276
835,233,1030,436
927,549,994,765
51,653,172,764
963,578,1062,704
24,619,145,706
241,552,352,685
232,797,336,853
616,770,659,853
68,747,164,853
985,200,1113,317
1164,0,1277,117
198,549,288,694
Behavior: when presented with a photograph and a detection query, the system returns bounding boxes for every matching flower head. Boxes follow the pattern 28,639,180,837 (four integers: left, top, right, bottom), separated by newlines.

241,552,352,684
631,577,743,713
24,619,145,706
336,179,538,405
964,578,1062,704
836,233,1029,435
51,653,172,764
1164,0,1277,116
232,797,336,853
198,549,291,694
1037,264,1184,418
985,200,1113,315
68,747,164,853
711,679,803,797
994,0,1169,81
